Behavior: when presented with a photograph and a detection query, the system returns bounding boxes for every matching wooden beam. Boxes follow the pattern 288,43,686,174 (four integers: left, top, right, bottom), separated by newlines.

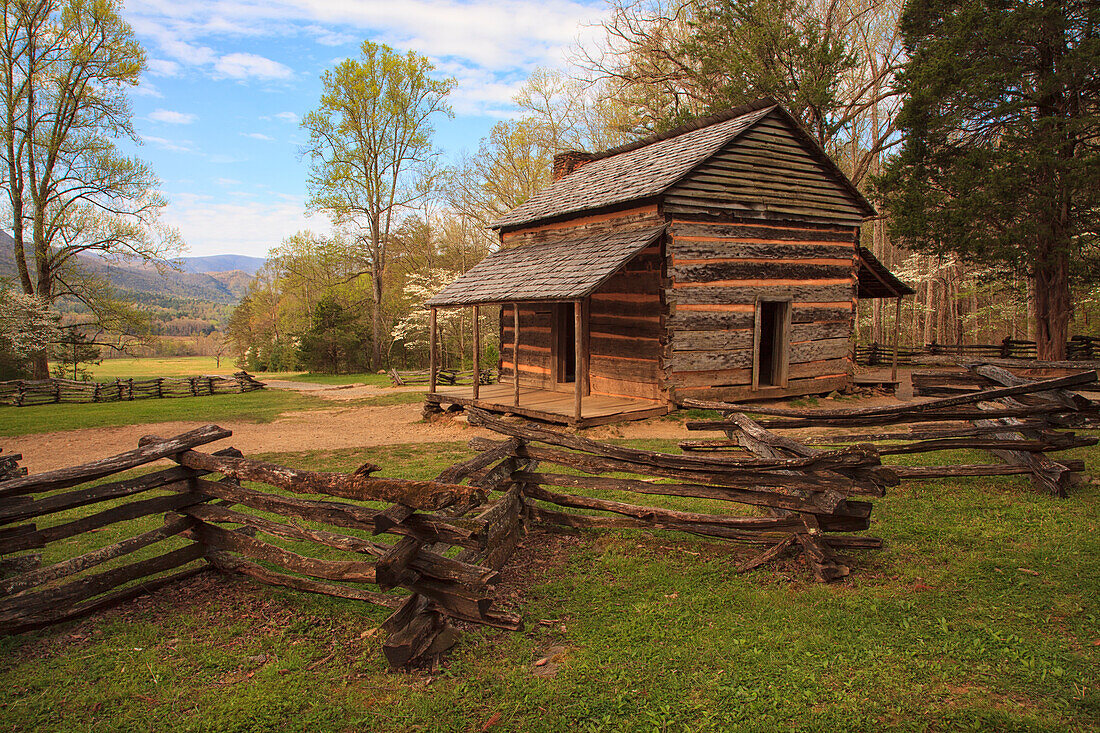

472,305,480,401
428,307,438,395
892,297,901,382
513,302,520,407
574,299,583,422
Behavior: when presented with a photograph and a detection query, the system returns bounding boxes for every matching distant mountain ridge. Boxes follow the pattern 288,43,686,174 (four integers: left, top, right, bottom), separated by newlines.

0,231,259,309
173,254,266,276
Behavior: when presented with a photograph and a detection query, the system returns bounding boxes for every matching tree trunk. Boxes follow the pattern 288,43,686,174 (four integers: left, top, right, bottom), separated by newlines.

1033,251,1070,361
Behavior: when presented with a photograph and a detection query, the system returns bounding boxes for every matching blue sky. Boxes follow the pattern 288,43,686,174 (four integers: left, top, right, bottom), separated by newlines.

121,0,609,258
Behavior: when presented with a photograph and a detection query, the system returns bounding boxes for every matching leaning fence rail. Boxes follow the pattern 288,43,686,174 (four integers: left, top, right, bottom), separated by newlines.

0,371,264,407
681,366,1098,498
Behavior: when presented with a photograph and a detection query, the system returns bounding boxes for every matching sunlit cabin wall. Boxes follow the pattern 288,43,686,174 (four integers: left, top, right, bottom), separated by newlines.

498,205,664,390
664,219,859,402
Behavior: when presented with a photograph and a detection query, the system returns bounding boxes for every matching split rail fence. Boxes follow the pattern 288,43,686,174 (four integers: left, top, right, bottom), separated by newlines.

389,368,497,387
1,407,894,666
0,425,525,668
682,365,1098,499
856,336,1100,366
0,371,264,407
464,408,889,583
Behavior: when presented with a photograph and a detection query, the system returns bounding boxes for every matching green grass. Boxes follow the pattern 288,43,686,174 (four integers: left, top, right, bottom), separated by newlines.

1,440,1098,731
0,389,330,437
81,357,231,379
266,372,393,386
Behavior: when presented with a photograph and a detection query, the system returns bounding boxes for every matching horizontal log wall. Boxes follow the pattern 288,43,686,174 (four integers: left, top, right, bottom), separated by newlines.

498,207,667,394
588,243,665,400
500,304,554,388
666,219,857,401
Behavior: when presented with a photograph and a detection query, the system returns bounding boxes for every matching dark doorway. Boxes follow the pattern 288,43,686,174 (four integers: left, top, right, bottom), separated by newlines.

554,304,576,383
756,300,790,387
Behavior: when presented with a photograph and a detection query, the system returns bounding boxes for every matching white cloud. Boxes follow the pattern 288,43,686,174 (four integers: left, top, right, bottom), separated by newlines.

148,108,197,124
124,0,608,116
147,58,181,77
132,80,163,98
165,192,325,257
274,111,298,123
215,177,241,186
306,25,356,46
214,52,294,80
242,132,276,141
143,135,197,154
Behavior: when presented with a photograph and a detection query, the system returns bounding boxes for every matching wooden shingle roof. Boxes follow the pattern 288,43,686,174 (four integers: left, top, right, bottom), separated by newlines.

426,226,665,307
491,99,874,230
857,247,915,298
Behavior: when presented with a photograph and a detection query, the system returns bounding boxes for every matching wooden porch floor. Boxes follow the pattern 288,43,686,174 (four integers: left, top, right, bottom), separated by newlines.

426,383,669,428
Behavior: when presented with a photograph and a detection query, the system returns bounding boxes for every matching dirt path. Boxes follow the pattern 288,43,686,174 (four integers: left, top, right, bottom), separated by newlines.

5,377,906,474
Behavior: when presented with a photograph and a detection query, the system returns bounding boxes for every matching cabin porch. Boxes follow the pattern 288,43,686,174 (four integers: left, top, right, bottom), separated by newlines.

426,383,668,428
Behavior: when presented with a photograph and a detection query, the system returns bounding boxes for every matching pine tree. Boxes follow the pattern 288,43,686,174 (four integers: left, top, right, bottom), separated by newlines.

877,0,1100,359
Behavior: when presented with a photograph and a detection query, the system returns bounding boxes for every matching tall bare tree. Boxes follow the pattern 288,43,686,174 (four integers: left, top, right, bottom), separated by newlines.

301,41,454,370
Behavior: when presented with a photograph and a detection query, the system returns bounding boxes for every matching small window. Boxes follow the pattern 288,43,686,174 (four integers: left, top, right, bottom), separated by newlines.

754,300,790,388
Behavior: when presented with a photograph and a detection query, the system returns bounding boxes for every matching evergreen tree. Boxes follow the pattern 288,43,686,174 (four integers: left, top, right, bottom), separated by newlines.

877,0,1100,359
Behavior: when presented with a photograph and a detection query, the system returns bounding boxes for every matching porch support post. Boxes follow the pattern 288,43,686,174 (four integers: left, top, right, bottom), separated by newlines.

512,302,520,407
472,304,480,401
891,296,901,383
428,307,438,394
574,299,583,422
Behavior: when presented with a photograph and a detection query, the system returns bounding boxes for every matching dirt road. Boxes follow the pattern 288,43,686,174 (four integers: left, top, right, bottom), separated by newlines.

3,381,701,474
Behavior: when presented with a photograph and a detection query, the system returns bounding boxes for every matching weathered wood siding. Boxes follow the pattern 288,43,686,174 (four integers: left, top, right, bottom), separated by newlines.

666,218,858,401
500,304,554,388
499,205,666,391
663,110,867,226
587,242,666,401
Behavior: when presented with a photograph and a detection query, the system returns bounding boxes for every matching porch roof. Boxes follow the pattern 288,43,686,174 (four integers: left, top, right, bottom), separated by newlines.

425,226,665,307
857,246,915,298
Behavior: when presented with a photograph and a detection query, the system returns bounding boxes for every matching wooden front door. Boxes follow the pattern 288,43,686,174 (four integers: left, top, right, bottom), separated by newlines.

752,300,791,389
552,304,576,385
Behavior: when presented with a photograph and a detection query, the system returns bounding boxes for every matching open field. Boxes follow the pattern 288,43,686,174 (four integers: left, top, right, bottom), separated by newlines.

63,356,395,388
81,357,231,379
0,389,332,438
0,433,1098,732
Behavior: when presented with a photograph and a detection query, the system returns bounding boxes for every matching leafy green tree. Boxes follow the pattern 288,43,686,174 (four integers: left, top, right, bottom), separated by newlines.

296,296,367,374
301,41,454,371
0,0,180,377
50,327,100,381
876,0,1100,359
681,0,857,144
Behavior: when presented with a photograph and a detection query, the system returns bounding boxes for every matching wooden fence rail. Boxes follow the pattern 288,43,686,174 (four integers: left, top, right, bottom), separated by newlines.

681,366,1097,498
0,372,265,407
855,335,1100,366
390,368,498,387
0,424,524,668
463,408,888,583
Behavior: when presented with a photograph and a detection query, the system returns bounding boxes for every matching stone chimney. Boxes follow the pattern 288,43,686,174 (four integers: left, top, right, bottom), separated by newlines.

552,151,597,181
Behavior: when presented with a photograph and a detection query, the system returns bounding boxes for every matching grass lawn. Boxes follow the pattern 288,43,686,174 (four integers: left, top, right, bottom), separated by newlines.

0,440,1098,731
265,371,393,387
81,357,231,379
0,389,330,437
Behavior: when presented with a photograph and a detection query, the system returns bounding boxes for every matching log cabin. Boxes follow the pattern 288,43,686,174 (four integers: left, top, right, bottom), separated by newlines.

424,98,913,427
